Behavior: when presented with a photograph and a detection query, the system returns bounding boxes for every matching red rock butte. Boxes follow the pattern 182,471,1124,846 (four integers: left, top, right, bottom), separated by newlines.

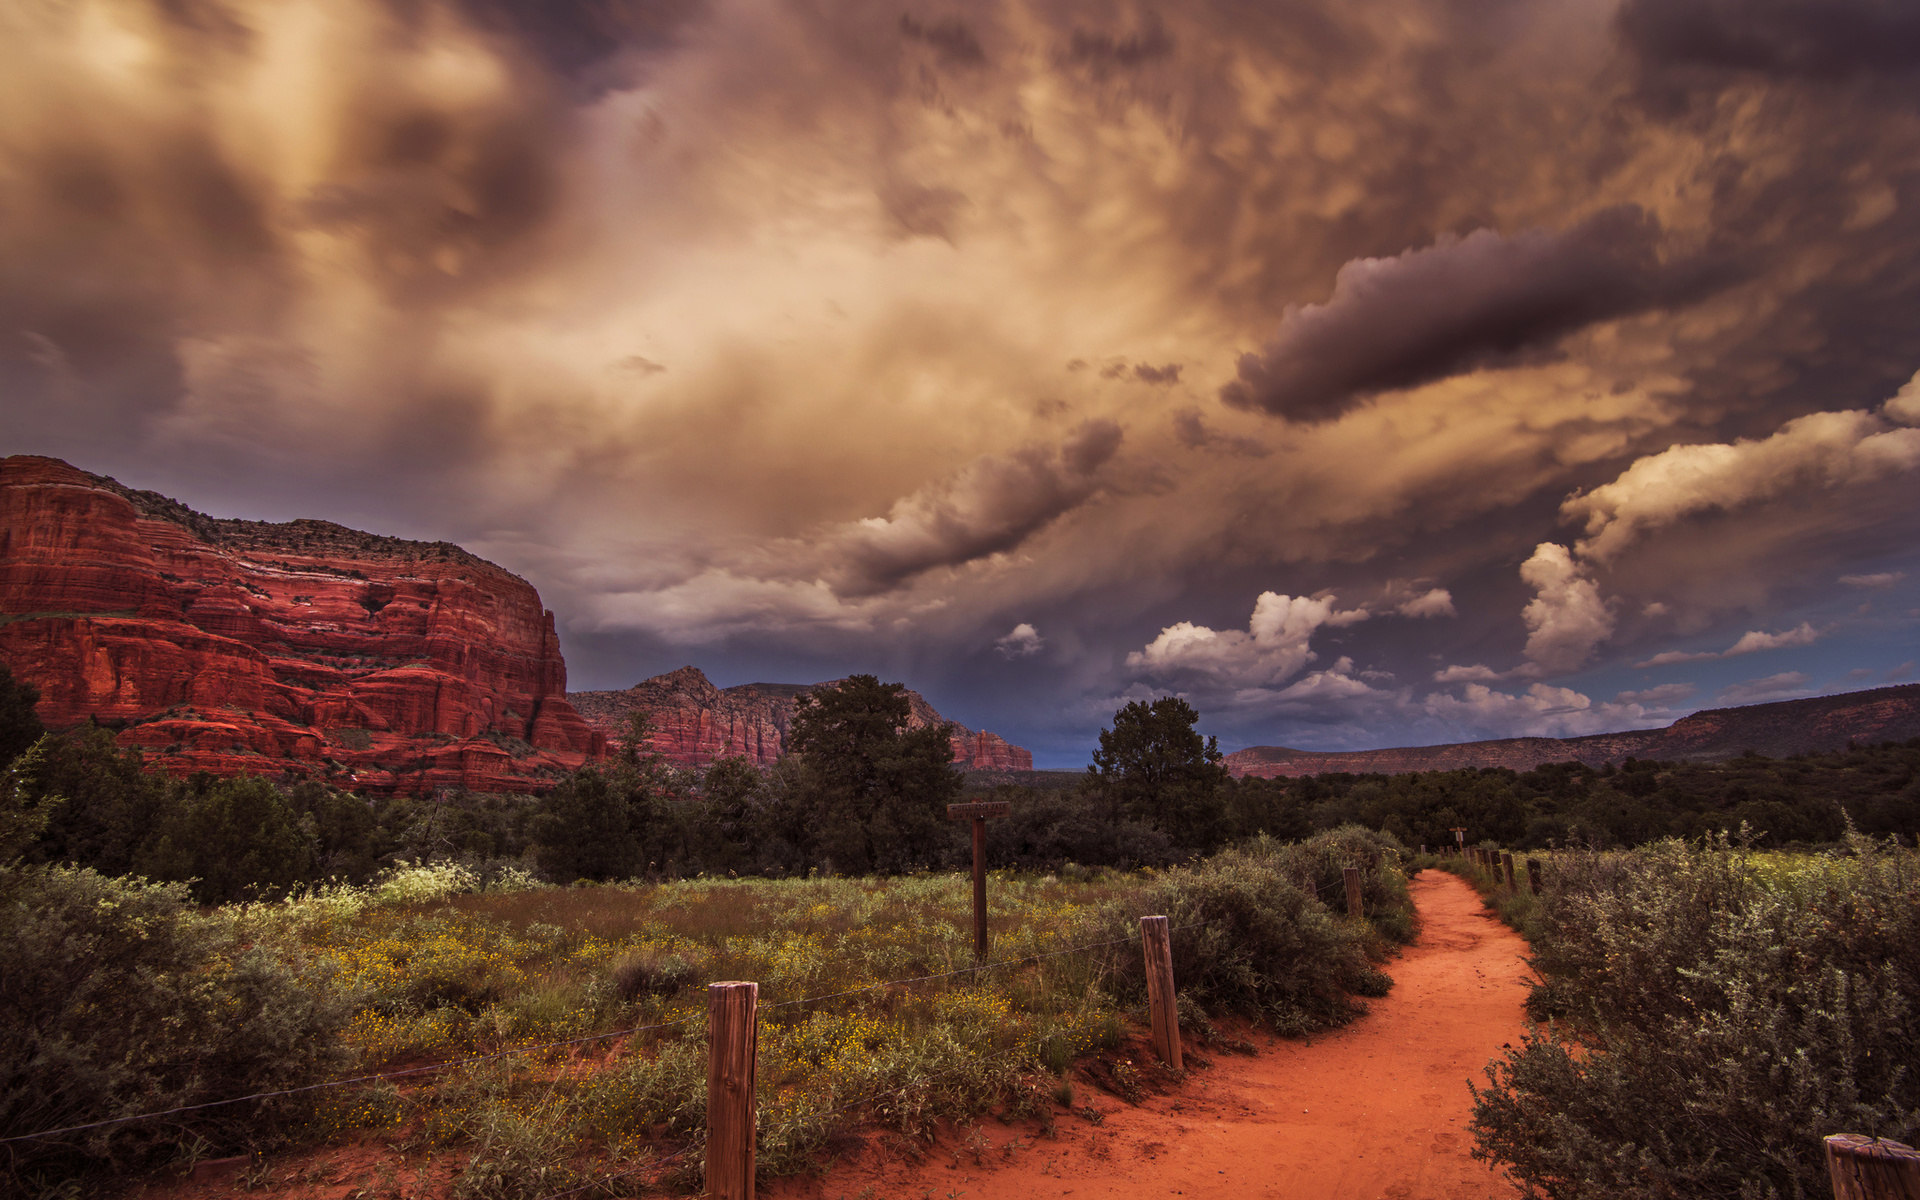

0,455,605,794
569,665,1034,772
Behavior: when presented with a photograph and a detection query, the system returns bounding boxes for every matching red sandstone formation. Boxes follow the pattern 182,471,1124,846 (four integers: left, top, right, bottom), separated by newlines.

569,666,1035,771
1225,683,1920,778
0,455,604,793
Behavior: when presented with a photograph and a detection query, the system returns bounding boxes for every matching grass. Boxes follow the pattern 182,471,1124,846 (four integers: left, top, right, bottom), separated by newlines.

152,833,1418,1196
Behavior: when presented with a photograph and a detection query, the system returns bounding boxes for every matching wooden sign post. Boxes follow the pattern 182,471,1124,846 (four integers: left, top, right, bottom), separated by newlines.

1451,827,1467,857
947,800,1012,960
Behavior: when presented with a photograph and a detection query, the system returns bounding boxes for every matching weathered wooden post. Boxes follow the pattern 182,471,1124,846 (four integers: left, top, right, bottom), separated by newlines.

1452,827,1467,858
706,982,758,1200
1500,852,1516,892
1343,866,1363,916
947,800,1012,960
1526,857,1543,896
1825,1134,1920,1199
1139,915,1182,1070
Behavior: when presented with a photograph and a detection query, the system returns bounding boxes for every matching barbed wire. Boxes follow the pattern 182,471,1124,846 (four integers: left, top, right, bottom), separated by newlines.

3,915,1222,1150
0,1014,695,1147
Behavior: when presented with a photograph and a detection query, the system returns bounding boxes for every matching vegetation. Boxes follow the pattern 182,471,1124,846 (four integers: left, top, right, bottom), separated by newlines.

1465,834,1920,1199
0,831,1414,1194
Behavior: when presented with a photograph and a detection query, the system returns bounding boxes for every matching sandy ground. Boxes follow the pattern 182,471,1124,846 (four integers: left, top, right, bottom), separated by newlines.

764,869,1532,1200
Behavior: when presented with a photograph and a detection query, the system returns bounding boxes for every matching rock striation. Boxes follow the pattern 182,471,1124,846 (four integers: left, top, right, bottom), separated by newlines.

1225,683,1920,778
569,666,1034,771
0,455,604,793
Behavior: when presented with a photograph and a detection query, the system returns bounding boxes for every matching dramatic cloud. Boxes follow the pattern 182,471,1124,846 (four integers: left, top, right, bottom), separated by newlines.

1519,544,1615,675
1171,410,1269,458
1635,621,1821,666
1619,0,1920,81
6,0,1920,760
804,420,1123,596
1564,382,1920,562
1219,208,1705,424
995,623,1044,659
1127,592,1368,689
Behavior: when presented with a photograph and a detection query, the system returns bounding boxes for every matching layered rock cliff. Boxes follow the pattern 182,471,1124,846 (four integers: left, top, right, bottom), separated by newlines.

0,455,604,793
569,665,1034,771
1225,683,1920,778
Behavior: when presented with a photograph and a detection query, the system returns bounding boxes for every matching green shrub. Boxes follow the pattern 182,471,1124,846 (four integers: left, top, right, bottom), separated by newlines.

1098,837,1401,1034
1470,836,1920,1199
0,865,353,1189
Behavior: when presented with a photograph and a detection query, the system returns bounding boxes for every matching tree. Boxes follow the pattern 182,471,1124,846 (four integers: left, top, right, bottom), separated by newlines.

786,675,964,874
530,766,640,882
1087,697,1230,849
140,775,317,903
0,664,44,769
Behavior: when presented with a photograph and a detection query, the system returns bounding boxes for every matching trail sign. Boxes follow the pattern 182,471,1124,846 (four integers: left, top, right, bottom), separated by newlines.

948,800,1012,959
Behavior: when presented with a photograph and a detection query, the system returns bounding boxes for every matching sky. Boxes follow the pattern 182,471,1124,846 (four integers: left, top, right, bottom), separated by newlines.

4,0,1920,768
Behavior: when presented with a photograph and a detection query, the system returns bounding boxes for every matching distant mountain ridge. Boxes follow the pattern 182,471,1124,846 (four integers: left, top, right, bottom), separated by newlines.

1225,683,1920,778
569,665,1034,771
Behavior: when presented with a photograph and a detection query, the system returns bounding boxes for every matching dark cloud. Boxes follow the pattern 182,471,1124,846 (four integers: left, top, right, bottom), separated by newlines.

1220,207,1721,423
899,14,987,67
1172,409,1268,458
1619,0,1920,81
442,0,703,91
1133,363,1182,384
1066,16,1174,73
825,420,1124,595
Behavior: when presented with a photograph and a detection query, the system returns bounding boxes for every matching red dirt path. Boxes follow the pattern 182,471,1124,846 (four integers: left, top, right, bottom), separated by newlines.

765,869,1531,1200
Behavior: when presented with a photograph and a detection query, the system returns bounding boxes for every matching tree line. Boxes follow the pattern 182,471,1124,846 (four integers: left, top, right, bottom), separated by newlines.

4,664,1915,903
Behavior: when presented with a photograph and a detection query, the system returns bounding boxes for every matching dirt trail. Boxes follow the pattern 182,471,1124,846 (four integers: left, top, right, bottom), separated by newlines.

766,870,1531,1200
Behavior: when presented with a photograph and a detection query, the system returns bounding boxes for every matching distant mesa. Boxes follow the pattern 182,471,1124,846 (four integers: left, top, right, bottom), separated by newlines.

568,665,1035,772
0,455,604,794
1225,683,1920,777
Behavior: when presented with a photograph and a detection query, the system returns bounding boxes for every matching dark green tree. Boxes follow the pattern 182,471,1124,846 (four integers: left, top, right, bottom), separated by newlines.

1086,697,1230,849
786,675,964,874
0,664,45,769
140,775,317,903
530,767,641,881
25,725,178,876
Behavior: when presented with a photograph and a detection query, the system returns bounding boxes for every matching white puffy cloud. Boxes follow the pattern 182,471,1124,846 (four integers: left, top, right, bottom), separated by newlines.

1420,682,1668,739
1634,621,1820,666
1396,587,1457,618
1433,664,1505,682
1887,370,1920,426
995,623,1045,659
1840,572,1905,589
1126,591,1369,688
1562,401,1920,563
1519,543,1615,674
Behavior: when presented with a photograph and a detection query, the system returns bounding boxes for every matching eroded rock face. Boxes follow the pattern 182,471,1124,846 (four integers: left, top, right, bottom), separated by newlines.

569,666,1035,771
1224,683,1920,778
0,455,604,793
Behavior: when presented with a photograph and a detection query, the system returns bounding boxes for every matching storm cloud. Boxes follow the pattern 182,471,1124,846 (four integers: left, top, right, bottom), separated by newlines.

1220,207,1703,424
5,0,1920,761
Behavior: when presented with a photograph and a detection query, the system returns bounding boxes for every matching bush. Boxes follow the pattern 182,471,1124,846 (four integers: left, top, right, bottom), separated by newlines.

0,865,354,1189
1469,835,1920,1199
1098,832,1407,1035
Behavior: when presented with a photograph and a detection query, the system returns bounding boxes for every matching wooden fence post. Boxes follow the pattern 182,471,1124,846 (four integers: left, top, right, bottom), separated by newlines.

1501,852,1516,892
706,982,759,1200
1139,916,1182,1071
1343,866,1362,917
1526,857,1542,896
1825,1134,1920,1199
